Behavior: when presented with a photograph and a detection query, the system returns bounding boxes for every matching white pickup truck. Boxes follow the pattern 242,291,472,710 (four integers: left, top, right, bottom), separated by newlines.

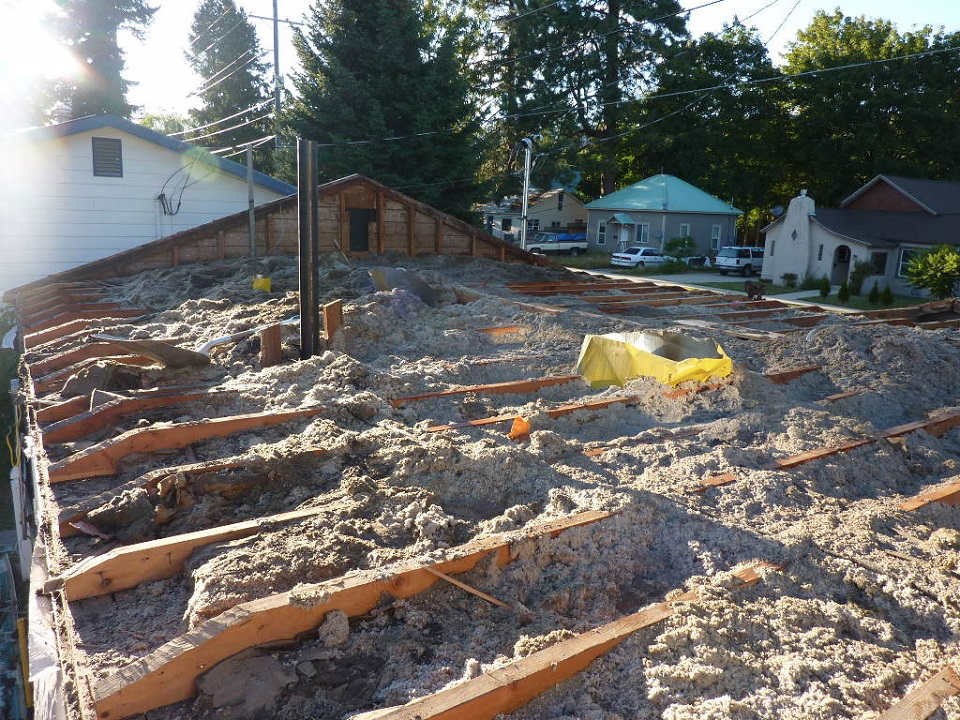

527,232,589,256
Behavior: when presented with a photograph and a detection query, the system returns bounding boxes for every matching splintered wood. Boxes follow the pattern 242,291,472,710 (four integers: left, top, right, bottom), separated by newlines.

91,510,614,720
47,407,325,483
877,663,960,720
900,480,960,511
353,562,777,720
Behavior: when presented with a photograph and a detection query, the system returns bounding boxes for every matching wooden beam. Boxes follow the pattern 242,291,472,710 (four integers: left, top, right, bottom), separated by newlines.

91,510,615,720
877,664,960,720
217,230,226,259
899,480,960,511
476,325,528,336
23,302,127,328
579,287,685,301
822,389,865,402
33,355,157,394
696,300,787,311
52,506,332,601
48,406,325,483
352,563,776,720
505,278,649,290
777,410,960,469
26,309,148,334
781,314,829,328
426,395,641,433
339,192,349,254
407,205,415,256
391,375,581,407
376,190,385,255
763,365,821,384
434,218,442,253
36,395,89,424
259,325,283,367
857,300,951,319
520,283,643,297
321,299,343,342
42,388,236,444
638,294,741,308
25,318,100,349
28,342,143,376
916,318,960,330
694,308,790,321
691,472,736,492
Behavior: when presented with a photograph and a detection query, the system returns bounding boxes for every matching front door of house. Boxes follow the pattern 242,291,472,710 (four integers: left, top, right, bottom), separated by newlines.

831,245,851,285
348,208,377,252
619,224,631,250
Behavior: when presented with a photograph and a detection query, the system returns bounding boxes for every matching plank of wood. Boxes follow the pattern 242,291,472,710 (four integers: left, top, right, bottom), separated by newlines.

25,318,99,348
662,382,727,400
764,365,821,384
579,286,685,300
703,308,791,321
426,413,519,433
434,218,442,253
519,282,641,296
877,664,960,720
23,302,127,329
26,309,148,334
506,279,647,290
822,389,865,402
391,375,582,407
27,342,148,376
259,325,283,367
915,318,960,330
376,191,385,255
352,562,776,720
776,438,876,469
406,205,415,256
639,294,741,308
33,355,157,394
42,388,236,444
781,314,829,328
899,480,960,511
692,472,736,492
858,300,953,319
36,395,90,424
423,566,510,609
697,300,787,311
48,406,325,483
596,291,713,307
322,299,343,341
53,506,332,601
476,325,528,336
92,510,615,720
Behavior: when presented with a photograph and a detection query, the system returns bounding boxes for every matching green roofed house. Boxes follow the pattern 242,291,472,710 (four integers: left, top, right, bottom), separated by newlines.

585,174,742,254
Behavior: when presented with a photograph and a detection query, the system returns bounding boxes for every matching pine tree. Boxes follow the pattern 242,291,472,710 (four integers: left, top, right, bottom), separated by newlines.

50,0,156,119
184,0,273,168
284,0,486,219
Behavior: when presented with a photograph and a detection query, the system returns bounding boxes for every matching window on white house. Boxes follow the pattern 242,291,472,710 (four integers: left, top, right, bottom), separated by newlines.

679,223,691,238
502,218,512,231
638,224,650,244
898,249,918,277
710,224,721,251
817,244,824,261
92,137,122,177
528,218,540,231
557,193,563,211
598,223,606,245
551,220,560,229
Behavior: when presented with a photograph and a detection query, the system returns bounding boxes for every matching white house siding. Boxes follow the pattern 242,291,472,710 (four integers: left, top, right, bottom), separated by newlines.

526,191,586,231
0,127,287,292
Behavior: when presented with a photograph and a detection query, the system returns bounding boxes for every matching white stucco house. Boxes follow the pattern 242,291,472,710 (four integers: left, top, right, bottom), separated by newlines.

0,114,295,291
761,175,960,296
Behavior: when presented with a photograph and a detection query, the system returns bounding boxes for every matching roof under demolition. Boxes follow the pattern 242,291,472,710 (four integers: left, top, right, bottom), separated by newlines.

11,244,960,720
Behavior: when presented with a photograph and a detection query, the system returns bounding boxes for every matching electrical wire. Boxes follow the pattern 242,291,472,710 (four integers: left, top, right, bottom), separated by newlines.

190,48,255,93
220,134,277,158
191,6,233,48
169,100,272,137
765,0,801,43
190,52,268,97
208,133,278,155
183,112,274,142
496,0,564,24
194,18,245,57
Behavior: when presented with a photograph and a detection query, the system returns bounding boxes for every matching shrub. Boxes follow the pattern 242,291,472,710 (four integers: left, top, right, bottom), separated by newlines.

868,282,880,304
905,244,960,299
781,272,798,288
881,285,894,306
663,236,695,259
659,259,689,274
849,260,873,295
837,281,850,303
818,276,830,298
800,274,821,290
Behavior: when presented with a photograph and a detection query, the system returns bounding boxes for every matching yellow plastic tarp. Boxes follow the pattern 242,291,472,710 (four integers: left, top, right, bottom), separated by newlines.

575,330,732,388
252,275,271,292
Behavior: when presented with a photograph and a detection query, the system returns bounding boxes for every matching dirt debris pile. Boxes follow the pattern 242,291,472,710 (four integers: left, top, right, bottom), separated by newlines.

23,256,960,720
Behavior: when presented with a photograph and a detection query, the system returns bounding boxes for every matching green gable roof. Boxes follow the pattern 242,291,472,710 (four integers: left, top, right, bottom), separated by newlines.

585,174,742,215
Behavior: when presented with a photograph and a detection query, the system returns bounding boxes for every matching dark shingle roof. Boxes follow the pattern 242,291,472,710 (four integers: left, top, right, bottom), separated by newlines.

813,208,960,248
881,176,960,214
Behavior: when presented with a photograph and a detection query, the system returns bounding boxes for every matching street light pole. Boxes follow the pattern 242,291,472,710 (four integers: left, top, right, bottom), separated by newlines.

518,137,533,251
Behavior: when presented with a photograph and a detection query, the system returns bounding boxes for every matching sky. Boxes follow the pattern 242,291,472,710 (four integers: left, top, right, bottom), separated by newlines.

2,0,959,130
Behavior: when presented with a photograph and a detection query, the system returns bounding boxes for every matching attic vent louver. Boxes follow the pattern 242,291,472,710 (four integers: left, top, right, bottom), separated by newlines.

92,137,123,178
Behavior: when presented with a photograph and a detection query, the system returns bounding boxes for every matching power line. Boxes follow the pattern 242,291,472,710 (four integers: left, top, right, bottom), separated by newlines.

183,113,274,143
207,132,278,154
496,0,564,24
220,134,277,159
190,6,233,48
765,0,801,43
191,52,268,97
190,48,255,94
194,18,245,57
249,13,305,27
169,100,272,137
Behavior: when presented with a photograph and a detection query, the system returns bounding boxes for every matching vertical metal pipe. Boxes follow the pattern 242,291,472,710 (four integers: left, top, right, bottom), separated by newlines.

247,148,256,258
519,138,533,251
297,138,320,359
273,0,281,114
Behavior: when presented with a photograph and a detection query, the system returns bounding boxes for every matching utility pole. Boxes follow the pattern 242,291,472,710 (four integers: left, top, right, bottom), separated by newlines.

247,147,256,258
272,0,281,114
518,137,534,251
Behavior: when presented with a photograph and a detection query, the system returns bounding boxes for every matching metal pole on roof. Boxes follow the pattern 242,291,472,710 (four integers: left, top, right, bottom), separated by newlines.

297,138,320,359
518,137,533,251
247,148,256,258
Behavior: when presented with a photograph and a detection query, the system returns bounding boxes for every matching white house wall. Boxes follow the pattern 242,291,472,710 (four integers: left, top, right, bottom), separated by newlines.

0,127,286,292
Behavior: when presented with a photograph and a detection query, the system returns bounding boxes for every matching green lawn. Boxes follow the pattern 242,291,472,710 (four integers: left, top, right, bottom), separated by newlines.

697,280,797,295
561,251,711,276
796,293,929,310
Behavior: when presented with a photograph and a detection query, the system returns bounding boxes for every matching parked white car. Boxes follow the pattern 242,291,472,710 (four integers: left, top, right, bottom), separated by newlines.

610,247,668,268
715,246,764,276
